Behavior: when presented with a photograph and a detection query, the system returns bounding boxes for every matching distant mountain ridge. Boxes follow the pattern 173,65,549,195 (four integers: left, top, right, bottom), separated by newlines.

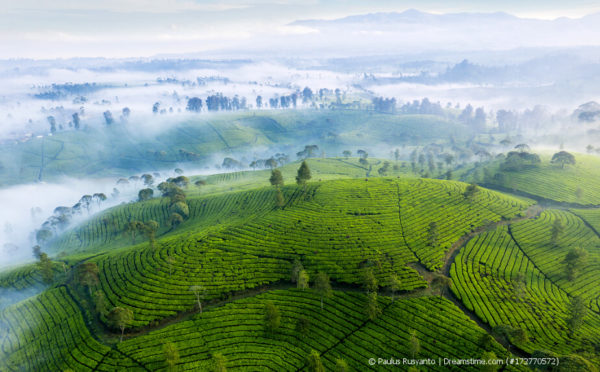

291,8,600,27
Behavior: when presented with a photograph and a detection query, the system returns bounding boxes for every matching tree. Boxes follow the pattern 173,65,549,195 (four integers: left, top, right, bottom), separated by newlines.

269,169,284,187
94,290,108,315
363,267,378,294
387,274,401,302
265,158,277,169
563,247,588,281
141,174,154,187
514,143,530,153
481,351,500,372
366,292,382,320
297,270,309,290
567,296,588,336
36,229,53,245
211,353,227,372
76,262,99,296
169,213,184,228
189,285,206,313
463,183,479,200
291,258,303,283
296,161,311,187
47,116,57,133
138,188,154,201
93,193,107,207
79,194,93,214
163,342,180,372
107,306,133,342
125,221,144,244
72,113,81,129
314,272,332,309
32,245,42,259
186,97,202,112
551,219,564,245
551,151,576,169
264,301,281,333
409,329,420,358
275,188,285,208
427,221,439,247
342,150,351,159
103,110,115,125
144,220,159,249
37,253,54,283
306,350,324,372
334,359,349,372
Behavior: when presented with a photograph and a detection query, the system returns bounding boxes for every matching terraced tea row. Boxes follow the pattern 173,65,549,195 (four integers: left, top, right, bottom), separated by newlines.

400,179,531,269
488,154,600,205
0,286,142,371
510,210,600,311
52,186,306,255
451,226,600,362
115,289,509,371
89,178,531,327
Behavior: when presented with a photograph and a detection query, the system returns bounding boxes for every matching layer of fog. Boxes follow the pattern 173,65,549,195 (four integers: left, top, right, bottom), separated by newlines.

0,178,135,268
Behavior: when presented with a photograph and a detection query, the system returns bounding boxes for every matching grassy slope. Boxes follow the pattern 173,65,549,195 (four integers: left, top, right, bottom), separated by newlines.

0,110,468,186
475,153,600,205
82,177,529,327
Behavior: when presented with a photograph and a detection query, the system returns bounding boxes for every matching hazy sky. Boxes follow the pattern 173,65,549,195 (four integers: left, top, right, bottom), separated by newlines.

1,0,600,59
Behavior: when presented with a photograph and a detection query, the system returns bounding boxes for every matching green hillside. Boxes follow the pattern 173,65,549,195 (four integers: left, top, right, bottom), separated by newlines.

0,110,468,186
476,153,600,205
5,164,600,370
0,175,542,371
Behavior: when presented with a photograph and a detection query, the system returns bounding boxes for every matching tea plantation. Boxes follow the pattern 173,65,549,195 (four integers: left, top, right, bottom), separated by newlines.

3,165,600,371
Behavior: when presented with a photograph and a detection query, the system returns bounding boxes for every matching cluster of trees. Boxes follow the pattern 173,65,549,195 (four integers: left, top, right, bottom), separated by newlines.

398,98,446,116
499,144,541,171
372,97,397,113
250,153,289,170
35,193,108,245
157,178,190,229
408,146,456,179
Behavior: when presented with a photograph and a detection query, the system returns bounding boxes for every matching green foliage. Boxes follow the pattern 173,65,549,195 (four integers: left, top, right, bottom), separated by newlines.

567,296,588,336
551,151,576,169
409,329,420,358
334,358,349,372
269,169,284,187
107,306,134,342
362,267,378,294
365,292,382,320
264,301,281,333
76,262,99,296
306,350,324,372
427,221,439,247
138,188,154,201
291,258,304,284
563,247,588,281
463,183,479,200
211,353,227,372
163,342,180,372
297,270,309,290
37,253,54,284
296,161,311,186
314,272,332,309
